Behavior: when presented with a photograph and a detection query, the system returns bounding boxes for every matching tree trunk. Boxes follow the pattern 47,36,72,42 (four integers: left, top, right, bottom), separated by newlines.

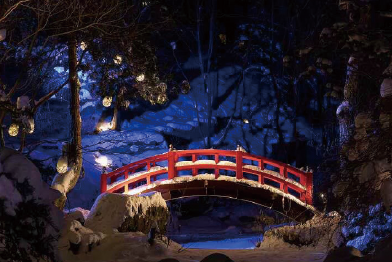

0,111,5,148
51,37,83,210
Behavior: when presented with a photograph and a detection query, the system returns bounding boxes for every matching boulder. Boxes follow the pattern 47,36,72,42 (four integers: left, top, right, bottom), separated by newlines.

323,246,363,262
200,253,235,262
354,162,376,183
380,178,392,214
85,192,169,234
355,113,372,129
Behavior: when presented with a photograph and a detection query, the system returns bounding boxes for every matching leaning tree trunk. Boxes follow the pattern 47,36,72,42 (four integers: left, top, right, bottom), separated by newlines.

51,37,83,210
337,56,359,145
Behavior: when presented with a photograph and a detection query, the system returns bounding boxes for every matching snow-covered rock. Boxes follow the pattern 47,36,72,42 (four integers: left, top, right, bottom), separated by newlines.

85,192,169,234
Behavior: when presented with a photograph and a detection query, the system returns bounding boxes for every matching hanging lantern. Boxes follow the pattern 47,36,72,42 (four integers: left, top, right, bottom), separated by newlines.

180,80,191,94
157,94,167,104
113,55,122,65
136,74,145,82
102,96,112,107
17,96,30,110
158,82,167,92
56,155,68,174
80,41,87,50
8,123,19,137
28,118,35,134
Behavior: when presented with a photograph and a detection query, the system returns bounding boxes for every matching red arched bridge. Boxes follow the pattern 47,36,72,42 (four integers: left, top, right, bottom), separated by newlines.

101,149,316,221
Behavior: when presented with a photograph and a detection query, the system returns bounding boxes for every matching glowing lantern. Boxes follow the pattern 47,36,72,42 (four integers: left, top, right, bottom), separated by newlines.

56,155,68,173
8,123,19,137
113,55,122,65
157,94,167,104
80,41,87,50
95,155,109,167
0,29,6,41
136,74,145,82
98,122,112,132
158,82,167,92
102,96,112,107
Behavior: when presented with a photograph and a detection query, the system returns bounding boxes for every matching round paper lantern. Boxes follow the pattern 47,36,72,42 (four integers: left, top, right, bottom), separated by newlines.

8,123,19,137
102,96,112,107
136,74,145,82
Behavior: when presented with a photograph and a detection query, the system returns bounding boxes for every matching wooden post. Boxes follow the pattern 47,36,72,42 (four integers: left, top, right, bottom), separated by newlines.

147,175,151,185
147,161,151,171
168,151,176,179
100,173,107,193
236,151,243,179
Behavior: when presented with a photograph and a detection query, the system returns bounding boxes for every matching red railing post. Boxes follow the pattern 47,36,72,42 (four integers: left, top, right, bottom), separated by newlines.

100,173,107,193
258,159,264,170
192,154,197,176
236,151,243,179
305,172,313,205
124,171,129,193
215,154,219,179
168,151,176,179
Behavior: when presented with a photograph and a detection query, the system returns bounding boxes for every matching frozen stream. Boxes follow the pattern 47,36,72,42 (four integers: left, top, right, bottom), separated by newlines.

170,233,263,250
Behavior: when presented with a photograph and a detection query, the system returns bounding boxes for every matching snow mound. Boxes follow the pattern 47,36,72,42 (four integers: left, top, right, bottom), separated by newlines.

85,192,168,234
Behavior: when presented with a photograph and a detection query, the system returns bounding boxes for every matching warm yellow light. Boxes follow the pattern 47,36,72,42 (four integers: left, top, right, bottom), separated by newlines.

80,42,87,50
28,118,35,134
113,55,122,65
56,155,68,173
98,122,112,132
8,123,19,137
157,94,167,104
102,96,112,107
95,155,109,167
136,74,145,82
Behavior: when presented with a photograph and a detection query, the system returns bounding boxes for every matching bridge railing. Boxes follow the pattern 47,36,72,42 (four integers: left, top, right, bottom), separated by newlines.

101,149,313,205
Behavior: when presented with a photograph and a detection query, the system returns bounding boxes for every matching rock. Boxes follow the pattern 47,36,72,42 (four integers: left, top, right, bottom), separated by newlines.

380,177,392,214
333,181,349,198
85,192,169,234
65,207,90,224
369,234,392,262
58,219,105,254
200,253,235,262
354,128,367,140
374,159,392,175
323,246,362,262
379,114,390,129
356,140,369,153
380,78,392,98
355,113,372,129
348,148,359,161
354,162,376,183
157,259,180,262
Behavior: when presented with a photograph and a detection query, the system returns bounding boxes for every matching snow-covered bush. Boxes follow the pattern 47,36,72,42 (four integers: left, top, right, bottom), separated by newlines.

0,148,63,262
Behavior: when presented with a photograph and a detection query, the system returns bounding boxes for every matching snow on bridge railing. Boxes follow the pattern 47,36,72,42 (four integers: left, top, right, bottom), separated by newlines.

100,149,313,205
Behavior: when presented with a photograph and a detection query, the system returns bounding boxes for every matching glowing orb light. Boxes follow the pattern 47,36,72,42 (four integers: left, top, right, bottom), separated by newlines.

113,55,122,65
157,94,167,104
136,74,145,82
102,96,112,107
80,41,87,50
96,155,109,167
56,155,68,173
8,123,19,137
98,122,112,132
